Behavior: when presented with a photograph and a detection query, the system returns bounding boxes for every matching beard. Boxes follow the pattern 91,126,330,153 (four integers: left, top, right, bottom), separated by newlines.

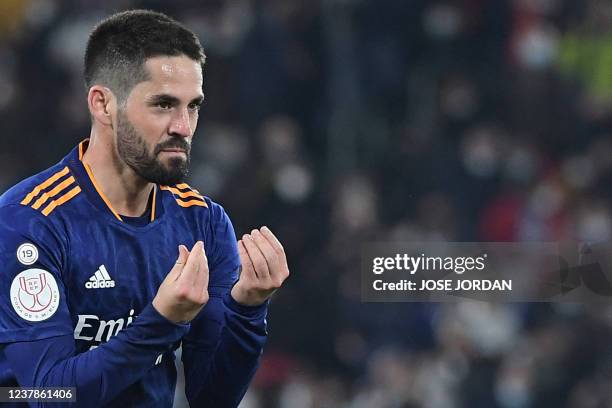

115,109,191,186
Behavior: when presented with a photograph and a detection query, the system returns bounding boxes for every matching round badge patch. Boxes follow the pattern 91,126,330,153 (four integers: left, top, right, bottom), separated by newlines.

17,243,39,265
10,269,60,322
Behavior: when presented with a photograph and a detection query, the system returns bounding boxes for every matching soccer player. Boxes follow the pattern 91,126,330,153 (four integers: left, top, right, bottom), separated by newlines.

0,10,289,407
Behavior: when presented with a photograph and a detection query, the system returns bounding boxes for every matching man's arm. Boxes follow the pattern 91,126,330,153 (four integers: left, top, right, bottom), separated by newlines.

3,241,208,407
0,206,210,407
181,291,268,407
4,304,189,407
181,202,289,407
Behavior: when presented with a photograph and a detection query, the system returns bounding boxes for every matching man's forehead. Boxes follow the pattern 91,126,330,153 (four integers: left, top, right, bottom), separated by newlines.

143,55,203,87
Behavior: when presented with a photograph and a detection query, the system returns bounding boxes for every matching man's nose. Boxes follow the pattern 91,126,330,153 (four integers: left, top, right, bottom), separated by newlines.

168,108,192,138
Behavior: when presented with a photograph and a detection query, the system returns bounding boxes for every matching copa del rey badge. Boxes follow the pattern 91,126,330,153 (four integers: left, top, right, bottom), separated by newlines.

11,269,60,322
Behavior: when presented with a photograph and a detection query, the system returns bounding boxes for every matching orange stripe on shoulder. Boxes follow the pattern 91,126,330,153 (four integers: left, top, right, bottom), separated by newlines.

160,184,208,208
21,167,70,206
41,186,82,216
31,176,76,210
174,183,201,194
161,185,203,200
175,199,208,208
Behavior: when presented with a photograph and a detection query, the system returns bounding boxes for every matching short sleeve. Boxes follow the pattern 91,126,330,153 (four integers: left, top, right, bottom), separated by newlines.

206,201,241,294
0,205,73,343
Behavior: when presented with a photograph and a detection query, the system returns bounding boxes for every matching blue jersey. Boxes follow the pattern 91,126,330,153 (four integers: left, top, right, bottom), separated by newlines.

0,141,268,407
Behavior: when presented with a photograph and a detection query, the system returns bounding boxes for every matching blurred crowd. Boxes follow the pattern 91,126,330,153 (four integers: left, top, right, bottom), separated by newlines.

2,0,612,407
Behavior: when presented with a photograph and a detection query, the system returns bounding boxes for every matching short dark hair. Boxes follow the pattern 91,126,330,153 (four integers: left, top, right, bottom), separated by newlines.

84,9,206,102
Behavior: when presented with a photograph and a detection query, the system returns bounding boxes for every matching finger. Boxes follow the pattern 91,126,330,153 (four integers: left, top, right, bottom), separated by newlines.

238,239,258,279
179,245,190,260
193,242,209,299
259,228,290,285
243,233,271,280
180,241,204,286
251,229,280,273
260,227,286,262
168,245,190,282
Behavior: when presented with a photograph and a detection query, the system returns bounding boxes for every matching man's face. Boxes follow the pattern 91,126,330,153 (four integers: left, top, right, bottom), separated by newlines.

115,55,204,185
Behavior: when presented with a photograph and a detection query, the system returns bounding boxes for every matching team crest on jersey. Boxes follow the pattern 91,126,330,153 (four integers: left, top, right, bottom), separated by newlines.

10,269,60,322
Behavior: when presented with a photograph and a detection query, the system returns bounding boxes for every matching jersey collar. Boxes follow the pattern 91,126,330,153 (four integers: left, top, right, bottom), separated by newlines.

64,140,164,223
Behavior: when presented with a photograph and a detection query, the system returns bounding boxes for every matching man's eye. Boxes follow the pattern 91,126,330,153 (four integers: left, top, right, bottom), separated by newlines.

157,102,172,109
188,103,201,111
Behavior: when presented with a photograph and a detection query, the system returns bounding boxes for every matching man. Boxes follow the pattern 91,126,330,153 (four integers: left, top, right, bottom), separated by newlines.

0,9,289,407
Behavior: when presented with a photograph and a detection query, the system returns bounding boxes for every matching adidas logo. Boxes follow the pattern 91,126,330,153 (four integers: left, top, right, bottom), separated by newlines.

85,265,116,289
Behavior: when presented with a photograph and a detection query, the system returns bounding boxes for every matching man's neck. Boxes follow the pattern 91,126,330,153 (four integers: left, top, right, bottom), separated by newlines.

82,135,154,218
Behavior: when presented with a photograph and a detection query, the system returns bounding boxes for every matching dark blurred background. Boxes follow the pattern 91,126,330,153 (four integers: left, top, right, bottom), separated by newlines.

2,0,612,407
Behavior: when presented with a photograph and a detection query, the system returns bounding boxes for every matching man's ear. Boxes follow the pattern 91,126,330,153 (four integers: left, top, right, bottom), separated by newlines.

87,85,116,126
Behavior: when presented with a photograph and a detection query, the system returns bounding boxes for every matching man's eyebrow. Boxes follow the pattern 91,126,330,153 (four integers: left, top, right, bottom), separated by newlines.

146,94,205,105
146,94,181,105
190,95,205,105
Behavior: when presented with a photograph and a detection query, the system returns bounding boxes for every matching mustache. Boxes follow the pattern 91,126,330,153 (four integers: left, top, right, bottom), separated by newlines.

154,139,191,155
